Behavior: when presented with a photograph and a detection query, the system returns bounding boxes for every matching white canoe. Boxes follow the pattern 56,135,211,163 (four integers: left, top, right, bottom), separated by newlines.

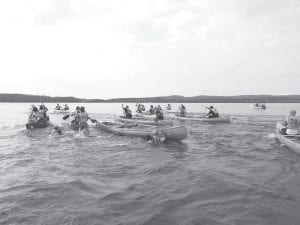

95,121,187,141
173,115,231,123
51,110,70,114
276,122,300,154
116,116,173,126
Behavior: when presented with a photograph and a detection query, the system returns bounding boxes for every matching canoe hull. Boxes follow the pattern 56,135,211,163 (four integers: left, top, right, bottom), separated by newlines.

174,115,231,123
26,120,50,130
96,121,187,141
276,122,300,154
116,116,173,126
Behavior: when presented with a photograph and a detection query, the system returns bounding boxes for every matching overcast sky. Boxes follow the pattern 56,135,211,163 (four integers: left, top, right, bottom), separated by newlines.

0,0,300,99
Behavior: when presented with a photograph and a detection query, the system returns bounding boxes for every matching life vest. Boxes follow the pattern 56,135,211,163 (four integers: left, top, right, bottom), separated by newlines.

286,116,299,129
80,112,89,123
28,111,39,123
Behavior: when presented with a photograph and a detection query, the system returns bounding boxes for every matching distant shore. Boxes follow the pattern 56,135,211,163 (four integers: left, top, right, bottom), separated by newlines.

1,93,300,103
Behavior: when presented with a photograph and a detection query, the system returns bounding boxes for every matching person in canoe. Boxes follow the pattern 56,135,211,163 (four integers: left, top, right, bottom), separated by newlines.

281,110,300,135
178,104,186,117
155,107,164,120
70,106,81,128
38,105,49,122
122,104,132,118
63,104,69,111
78,106,90,134
148,130,166,144
149,105,155,115
136,103,144,113
55,104,62,110
28,106,40,123
206,106,219,118
166,104,171,110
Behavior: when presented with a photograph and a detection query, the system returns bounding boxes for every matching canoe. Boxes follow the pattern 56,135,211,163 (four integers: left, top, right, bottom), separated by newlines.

26,119,50,130
116,116,173,126
52,110,70,114
173,115,231,123
95,121,187,141
276,122,300,154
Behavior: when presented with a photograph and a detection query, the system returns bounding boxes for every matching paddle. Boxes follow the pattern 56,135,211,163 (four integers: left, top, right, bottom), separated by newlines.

63,114,70,120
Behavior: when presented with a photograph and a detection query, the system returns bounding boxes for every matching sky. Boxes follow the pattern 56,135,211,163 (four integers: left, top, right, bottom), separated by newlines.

0,0,300,99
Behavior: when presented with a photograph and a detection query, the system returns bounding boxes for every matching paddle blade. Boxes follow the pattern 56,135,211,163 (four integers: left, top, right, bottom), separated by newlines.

63,115,70,120
90,119,97,123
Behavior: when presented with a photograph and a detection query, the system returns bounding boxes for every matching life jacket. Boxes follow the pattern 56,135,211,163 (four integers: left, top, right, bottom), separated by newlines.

28,111,39,123
286,116,299,129
156,110,164,120
80,112,89,123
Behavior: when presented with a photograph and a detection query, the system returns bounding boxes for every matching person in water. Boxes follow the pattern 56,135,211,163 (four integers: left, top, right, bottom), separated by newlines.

178,104,186,117
282,110,300,135
148,130,166,144
51,126,63,137
206,106,219,118
28,106,40,123
122,104,132,118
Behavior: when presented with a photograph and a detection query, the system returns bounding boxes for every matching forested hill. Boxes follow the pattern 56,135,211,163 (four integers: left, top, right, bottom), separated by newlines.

1,93,300,103
0,94,104,103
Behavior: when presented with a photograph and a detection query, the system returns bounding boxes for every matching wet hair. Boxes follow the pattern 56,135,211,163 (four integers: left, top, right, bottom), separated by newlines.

39,105,44,110
80,106,85,112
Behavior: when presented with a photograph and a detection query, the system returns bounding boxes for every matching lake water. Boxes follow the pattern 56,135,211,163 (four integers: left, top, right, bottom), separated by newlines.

0,103,299,225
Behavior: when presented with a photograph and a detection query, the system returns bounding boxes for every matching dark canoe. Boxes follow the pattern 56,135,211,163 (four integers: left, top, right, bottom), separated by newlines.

95,121,187,141
26,119,50,130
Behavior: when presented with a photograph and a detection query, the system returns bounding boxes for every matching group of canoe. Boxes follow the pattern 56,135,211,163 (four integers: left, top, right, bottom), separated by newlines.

25,103,300,152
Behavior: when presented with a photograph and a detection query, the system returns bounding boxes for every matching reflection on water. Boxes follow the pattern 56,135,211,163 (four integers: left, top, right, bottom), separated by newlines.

0,103,299,225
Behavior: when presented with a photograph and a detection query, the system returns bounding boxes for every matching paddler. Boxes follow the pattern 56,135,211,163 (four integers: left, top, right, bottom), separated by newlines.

155,107,164,120
206,106,219,118
149,105,155,115
28,106,40,123
122,104,132,118
282,110,300,135
178,104,186,117
38,105,49,121
78,106,90,134
70,106,81,127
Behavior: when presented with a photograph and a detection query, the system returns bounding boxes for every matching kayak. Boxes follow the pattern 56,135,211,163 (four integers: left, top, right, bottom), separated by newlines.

95,121,187,141
173,115,231,123
26,119,50,130
276,122,300,154
116,116,173,126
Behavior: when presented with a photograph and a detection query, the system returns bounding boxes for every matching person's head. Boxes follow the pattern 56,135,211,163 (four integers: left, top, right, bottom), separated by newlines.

80,106,85,112
150,105,153,108
39,105,43,110
32,106,38,112
209,106,214,109
76,106,80,111
290,110,296,116
126,105,129,108
54,126,62,135
152,130,158,137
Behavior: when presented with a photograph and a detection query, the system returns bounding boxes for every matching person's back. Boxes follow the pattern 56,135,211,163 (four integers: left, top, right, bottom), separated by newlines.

156,109,164,120
28,107,39,123
122,105,132,118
